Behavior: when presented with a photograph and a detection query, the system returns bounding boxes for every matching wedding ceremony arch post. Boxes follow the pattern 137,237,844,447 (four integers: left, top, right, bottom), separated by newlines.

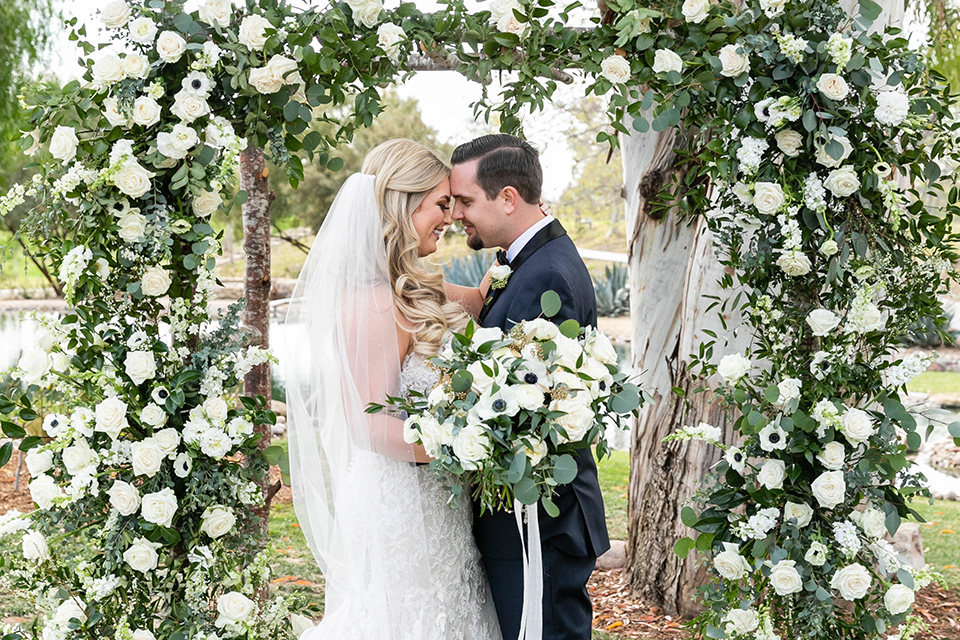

0,0,958,637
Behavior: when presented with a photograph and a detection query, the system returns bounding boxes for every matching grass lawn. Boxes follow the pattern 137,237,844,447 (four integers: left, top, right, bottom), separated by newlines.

596,449,630,541
907,370,960,396
910,499,960,589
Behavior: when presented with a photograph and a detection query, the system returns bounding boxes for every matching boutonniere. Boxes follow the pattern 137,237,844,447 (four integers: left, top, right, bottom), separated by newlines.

489,264,512,291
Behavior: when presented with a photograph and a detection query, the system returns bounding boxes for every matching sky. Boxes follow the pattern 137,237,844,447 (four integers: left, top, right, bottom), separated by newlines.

52,0,593,199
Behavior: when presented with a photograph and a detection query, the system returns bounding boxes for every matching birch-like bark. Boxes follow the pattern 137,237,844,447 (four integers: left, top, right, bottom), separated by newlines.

622,124,748,617
240,146,276,528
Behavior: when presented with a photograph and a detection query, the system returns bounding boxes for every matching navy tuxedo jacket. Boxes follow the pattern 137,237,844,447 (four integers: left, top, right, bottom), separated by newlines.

474,219,610,559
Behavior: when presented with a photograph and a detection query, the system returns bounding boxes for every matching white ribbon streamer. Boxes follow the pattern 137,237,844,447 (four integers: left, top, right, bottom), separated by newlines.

514,499,543,640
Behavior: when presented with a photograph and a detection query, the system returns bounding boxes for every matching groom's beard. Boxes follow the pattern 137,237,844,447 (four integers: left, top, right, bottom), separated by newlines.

467,234,484,251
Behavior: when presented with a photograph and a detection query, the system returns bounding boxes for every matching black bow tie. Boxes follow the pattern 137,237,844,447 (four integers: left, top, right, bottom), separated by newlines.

495,249,510,266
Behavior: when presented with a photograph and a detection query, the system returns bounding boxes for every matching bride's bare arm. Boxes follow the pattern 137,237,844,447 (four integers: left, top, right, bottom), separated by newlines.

444,271,492,319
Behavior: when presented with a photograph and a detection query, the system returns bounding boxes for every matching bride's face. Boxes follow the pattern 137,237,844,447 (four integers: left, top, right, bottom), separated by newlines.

411,177,453,257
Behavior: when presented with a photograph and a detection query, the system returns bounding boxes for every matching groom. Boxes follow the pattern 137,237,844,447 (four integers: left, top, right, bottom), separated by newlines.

450,134,609,640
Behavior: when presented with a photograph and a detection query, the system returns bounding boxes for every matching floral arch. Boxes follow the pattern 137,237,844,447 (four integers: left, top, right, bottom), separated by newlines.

0,0,958,638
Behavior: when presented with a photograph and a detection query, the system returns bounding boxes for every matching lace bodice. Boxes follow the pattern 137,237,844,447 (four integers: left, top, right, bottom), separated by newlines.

399,352,440,398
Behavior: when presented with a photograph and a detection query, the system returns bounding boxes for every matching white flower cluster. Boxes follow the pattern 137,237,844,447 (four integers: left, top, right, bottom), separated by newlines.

51,162,93,200
376,23,406,63
826,33,853,68
229,346,276,379
736,137,768,174
735,507,779,540
803,172,827,212
875,90,911,127
667,421,722,445
778,210,802,252
59,245,93,301
883,351,933,387
832,520,862,557
775,32,807,64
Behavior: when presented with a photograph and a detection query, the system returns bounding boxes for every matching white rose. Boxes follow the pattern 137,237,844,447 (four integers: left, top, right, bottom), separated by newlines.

113,161,154,198
30,474,63,510
784,501,813,527
831,563,872,600
553,397,595,443
776,377,801,406
346,0,384,28
775,130,803,157
681,0,709,22
103,97,129,128
17,348,50,383
713,542,751,580
759,0,787,16
26,449,54,477
513,384,546,411
770,560,803,595
101,1,131,28
157,123,200,160
811,470,846,509
203,397,229,422
820,239,839,256
815,135,853,168
377,23,405,62
22,129,41,156
804,541,829,566
54,599,87,625
238,14,272,51
125,351,157,385
860,507,887,539
215,592,256,627
806,309,840,337
50,126,79,162
757,459,785,490
840,407,875,445
141,265,171,297
266,55,300,85
248,67,284,95
520,438,548,466
200,505,236,538
171,90,210,123
141,403,168,428
128,17,158,44
123,537,161,573
190,190,222,218
131,438,164,477
52,352,72,372
601,55,631,83
825,166,860,197
718,43,750,77
817,441,845,470
156,31,187,63
452,424,491,471
522,318,558,341
117,211,146,243
62,438,98,476
154,428,181,455
199,0,232,27
132,631,156,640
22,530,50,562
123,53,150,79
753,182,786,215
586,330,618,366
717,353,750,383
723,609,759,635
141,487,177,528
884,584,915,615
777,250,812,276
652,49,683,75
817,73,850,101
107,480,141,515
200,429,233,458
95,396,128,439
132,97,161,127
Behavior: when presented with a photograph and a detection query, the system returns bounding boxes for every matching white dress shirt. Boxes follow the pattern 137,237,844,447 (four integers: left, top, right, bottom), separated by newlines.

505,215,554,263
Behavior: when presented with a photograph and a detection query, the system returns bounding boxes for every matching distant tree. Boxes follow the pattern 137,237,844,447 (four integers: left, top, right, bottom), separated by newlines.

913,0,960,90
269,91,452,234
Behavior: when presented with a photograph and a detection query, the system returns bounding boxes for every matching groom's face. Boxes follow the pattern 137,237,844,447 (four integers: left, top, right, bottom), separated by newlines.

450,159,505,251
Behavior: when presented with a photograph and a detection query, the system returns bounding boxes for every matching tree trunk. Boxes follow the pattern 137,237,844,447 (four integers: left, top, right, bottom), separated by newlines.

622,124,747,617
240,146,276,528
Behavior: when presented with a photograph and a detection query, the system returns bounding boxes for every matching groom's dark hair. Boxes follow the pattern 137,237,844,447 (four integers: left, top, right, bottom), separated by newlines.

451,134,542,204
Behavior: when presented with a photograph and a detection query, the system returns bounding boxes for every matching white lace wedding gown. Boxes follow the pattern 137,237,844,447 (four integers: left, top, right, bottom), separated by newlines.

306,353,502,640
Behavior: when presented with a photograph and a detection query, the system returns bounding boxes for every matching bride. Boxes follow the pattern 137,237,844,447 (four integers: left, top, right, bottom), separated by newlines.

284,139,501,639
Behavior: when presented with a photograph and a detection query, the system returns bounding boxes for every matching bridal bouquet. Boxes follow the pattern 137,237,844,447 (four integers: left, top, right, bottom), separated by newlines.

370,309,643,514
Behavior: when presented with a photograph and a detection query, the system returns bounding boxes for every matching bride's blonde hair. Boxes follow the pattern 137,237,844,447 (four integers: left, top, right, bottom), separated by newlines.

361,139,468,356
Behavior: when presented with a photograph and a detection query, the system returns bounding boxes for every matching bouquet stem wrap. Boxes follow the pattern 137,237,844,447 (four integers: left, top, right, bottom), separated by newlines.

516,500,543,640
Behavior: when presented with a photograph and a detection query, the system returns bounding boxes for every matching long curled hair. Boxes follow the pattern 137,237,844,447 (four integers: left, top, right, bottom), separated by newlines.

361,139,468,356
